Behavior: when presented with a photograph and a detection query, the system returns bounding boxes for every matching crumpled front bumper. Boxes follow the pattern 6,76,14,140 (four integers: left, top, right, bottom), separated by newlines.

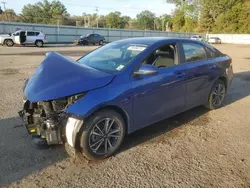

18,101,83,148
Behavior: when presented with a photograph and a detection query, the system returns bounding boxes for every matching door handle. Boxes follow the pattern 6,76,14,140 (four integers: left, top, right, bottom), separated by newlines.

175,72,186,78
209,64,217,70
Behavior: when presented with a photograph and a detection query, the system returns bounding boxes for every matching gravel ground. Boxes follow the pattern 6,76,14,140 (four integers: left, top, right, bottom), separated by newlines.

0,44,250,188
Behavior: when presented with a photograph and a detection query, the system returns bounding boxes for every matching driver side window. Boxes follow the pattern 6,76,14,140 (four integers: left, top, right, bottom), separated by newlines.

144,43,177,68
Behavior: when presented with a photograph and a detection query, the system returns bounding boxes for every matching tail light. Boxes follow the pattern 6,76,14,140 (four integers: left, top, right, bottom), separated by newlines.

44,35,47,40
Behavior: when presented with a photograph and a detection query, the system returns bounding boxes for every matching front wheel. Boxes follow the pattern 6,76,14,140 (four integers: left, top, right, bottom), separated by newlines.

205,79,226,110
5,39,14,47
79,110,126,160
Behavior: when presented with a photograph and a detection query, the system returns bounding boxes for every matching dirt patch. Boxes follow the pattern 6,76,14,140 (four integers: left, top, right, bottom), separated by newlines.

0,68,19,75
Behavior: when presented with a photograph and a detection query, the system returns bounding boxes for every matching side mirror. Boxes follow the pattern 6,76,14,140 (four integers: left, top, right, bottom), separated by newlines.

134,64,158,75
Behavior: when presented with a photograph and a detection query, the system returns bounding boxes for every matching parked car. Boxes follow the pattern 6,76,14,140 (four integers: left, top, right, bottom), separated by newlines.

208,37,222,44
190,35,203,41
0,30,48,47
19,37,233,160
74,33,105,45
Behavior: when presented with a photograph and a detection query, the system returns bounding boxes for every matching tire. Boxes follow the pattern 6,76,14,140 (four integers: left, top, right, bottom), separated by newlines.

35,40,44,47
5,39,14,47
83,40,88,45
79,110,126,160
99,40,103,45
205,79,226,110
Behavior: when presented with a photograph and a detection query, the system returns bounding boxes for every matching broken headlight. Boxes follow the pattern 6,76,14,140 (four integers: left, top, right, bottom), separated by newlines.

51,93,86,112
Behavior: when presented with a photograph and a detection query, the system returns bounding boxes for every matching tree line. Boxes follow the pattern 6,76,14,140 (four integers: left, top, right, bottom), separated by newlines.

0,0,249,33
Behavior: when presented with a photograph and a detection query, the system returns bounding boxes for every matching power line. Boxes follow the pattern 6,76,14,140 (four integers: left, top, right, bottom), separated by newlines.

1,1,9,21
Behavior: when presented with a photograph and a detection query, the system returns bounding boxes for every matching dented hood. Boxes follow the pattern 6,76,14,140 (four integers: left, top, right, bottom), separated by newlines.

24,52,115,102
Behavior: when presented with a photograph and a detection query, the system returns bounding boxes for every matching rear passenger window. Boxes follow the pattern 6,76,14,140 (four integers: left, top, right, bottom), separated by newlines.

27,32,35,36
206,47,217,58
182,43,207,62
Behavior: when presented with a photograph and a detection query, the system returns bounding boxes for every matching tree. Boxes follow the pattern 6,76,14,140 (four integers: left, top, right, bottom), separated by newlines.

0,6,3,14
172,9,185,32
105,11,122,28
21,0,69,24
136,10,155,30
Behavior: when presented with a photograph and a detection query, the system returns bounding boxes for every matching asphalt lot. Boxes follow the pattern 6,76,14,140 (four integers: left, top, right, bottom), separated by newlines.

0,44,250,187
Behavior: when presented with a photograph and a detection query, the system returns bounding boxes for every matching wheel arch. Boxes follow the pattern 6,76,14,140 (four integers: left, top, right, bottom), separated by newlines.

218,76,227,90
4,38,13,43
86,105,130,134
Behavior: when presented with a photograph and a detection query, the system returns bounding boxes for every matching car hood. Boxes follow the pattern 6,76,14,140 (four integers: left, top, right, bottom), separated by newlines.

24,52,115,102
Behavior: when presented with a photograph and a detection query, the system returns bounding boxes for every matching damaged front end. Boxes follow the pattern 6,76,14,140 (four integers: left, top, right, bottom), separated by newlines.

19,94,84,146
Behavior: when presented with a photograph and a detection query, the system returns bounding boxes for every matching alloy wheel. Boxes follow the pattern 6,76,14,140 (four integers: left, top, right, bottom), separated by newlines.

212,84,225,107
88,118,121,155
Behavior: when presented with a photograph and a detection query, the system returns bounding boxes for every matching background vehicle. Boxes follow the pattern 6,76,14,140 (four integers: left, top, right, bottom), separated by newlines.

0,30,48,47
74,33,105,45
19,38,233,160
208,37,222,44
190,35,203,41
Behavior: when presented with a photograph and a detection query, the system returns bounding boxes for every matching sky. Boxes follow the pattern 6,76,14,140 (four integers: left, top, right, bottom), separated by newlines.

4,0,175,18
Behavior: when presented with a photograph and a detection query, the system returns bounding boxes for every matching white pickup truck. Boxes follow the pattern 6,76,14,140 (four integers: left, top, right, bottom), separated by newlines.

0,30,48,47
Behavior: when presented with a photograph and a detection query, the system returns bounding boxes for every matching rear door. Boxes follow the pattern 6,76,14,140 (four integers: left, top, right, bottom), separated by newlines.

26,31,36,43
180,41,217,109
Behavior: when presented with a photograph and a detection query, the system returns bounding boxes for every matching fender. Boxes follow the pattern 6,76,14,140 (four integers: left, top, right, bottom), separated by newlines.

65,75,133,132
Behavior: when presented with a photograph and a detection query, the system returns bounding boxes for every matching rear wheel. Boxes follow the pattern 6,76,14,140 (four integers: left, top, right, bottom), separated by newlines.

79,110,126,160
99,40,103,45
35,40,44,47
5,39,14,47
205,79,226,110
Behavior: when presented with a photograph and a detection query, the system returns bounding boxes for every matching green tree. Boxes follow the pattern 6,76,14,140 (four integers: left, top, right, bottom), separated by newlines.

172,9,185,32
136,10,155,30
21,0,69,24
105,11,122,28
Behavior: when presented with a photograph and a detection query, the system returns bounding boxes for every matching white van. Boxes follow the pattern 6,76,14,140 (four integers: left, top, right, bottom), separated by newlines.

0,30,48,47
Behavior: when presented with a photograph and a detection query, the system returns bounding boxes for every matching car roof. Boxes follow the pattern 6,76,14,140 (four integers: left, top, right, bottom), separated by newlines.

111,37,199,45
15,30,42,33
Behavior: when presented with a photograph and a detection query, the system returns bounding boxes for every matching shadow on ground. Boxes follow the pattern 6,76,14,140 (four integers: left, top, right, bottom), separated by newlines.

1,71,250,186
120,71,250,155
0,117,68,186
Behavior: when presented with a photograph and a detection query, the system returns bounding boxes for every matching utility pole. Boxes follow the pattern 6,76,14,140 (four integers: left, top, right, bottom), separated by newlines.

1,2,9,22
95,6,99,28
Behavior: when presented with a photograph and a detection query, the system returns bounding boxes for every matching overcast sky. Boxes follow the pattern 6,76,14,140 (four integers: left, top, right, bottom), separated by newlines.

4,0,175,18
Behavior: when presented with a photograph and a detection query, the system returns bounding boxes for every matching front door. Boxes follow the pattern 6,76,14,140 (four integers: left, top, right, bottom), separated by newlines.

131,42,187,131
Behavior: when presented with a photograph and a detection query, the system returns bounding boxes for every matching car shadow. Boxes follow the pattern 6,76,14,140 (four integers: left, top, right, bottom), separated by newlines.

120,71,250,154
0,116,68,186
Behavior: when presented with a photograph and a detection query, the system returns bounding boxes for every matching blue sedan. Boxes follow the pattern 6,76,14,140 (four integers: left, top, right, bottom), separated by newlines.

19,37,233,160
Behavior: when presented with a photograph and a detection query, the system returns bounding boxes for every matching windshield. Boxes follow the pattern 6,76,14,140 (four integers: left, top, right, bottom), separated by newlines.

78,42,147,73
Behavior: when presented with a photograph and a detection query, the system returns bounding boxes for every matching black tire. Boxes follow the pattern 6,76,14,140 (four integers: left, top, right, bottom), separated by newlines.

5,39,14,47
83,40,88,45
99,40,103,45
205,79,226,110
35,40,44,47
79,110,126,160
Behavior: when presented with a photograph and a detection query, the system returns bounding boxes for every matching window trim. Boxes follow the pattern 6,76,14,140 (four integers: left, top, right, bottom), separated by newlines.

181,41,208,64
27,31,35,36
140,42,180,70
